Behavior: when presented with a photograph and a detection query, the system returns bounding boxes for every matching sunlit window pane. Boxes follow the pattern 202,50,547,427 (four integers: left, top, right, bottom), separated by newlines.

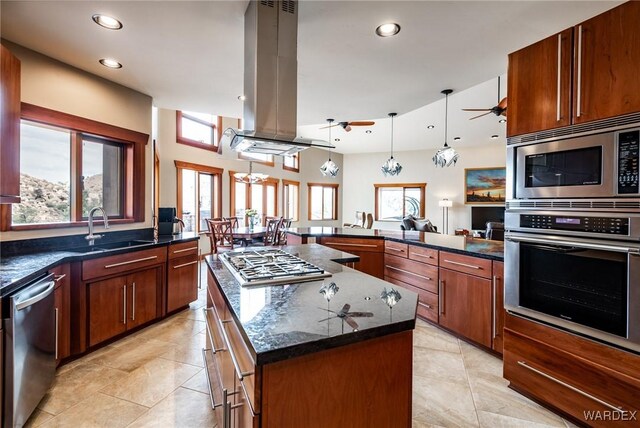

235,182,246,217
251,184,263,219
266,184,276,216
199,174,212,232
181,169,197,232
82,138,123,217
323,188,333,219
12,121,71,225
284,183,299,221
379,188,403,220
310,186,322,220
181,116,213,145
404,188,422,217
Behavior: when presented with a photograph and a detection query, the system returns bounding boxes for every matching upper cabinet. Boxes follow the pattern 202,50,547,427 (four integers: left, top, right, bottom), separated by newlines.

507,1,640,137
0,44,21,203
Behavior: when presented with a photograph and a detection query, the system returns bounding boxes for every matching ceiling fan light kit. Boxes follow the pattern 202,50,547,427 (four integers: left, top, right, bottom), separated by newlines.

381,112,403,176
433,89,460,168
320,118,340,177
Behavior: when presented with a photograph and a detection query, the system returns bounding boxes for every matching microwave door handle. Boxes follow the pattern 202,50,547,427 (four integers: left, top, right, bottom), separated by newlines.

506,236,638,254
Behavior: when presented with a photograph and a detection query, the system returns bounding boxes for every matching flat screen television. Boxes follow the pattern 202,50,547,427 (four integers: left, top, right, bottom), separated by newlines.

471,206,505,230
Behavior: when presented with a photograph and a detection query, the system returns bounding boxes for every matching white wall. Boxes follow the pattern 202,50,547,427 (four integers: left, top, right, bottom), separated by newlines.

1,41,153,242
155,109,344,252
342,144,506,233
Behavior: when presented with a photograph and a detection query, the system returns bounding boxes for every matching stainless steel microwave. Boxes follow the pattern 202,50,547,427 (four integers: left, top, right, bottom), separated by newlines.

509,128,640,199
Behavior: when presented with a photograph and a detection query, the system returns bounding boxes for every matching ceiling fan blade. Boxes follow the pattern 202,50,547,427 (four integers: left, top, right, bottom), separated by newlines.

469,111,493,120
344,316,359,330
462,108,492,111
347,121,375,126
318,124,341,130
498,97,508,109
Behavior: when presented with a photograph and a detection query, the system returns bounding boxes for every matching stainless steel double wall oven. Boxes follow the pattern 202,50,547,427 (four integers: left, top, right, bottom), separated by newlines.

505,121,640,353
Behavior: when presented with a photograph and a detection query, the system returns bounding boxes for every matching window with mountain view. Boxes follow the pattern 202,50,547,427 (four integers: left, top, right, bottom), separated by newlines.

374,183,426,221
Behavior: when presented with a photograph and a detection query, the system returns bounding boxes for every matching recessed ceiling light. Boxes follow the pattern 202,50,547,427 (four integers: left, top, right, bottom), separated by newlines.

491,134,499,139
365,130,372,134
99,58,122,69
92,14,123,30
498,119,506,123
427,125,435,129
334,138,341,142
453,136,461,141
376,23,401,37
238,95,246,101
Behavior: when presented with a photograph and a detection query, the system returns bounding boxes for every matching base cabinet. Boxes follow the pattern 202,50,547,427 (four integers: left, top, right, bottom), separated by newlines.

167,255,199,313
318,237,384,278
51,264,71,364
491,261,505,354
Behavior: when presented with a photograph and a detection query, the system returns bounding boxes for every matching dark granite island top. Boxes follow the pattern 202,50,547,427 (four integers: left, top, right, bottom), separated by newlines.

205,243,418,366
286,226,504,261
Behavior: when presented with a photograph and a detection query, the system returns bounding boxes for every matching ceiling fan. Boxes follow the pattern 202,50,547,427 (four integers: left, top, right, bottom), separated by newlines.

319,120,375,132
462,76,507,120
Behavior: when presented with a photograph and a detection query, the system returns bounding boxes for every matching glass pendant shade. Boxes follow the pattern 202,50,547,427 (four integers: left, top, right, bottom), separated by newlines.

381,112,402,176
434,89,459,167
320,158,339,177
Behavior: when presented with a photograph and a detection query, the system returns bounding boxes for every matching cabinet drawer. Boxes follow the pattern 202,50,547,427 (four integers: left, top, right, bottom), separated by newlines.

168,240,199,260
408,245,438,265
386,276,438,323
504,329,640,424
384,254,438,294
319,237,384,253
385,241,408,257
439,251,492,279
83,247,167,281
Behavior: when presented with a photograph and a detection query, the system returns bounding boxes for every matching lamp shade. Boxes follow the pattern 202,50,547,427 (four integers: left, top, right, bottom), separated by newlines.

438,199,453,208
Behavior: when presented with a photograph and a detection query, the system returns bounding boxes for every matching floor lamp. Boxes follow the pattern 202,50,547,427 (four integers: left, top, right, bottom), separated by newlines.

438,199,452,235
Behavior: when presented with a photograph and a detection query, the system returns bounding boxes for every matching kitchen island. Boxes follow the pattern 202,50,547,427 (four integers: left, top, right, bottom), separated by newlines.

204,244,417,428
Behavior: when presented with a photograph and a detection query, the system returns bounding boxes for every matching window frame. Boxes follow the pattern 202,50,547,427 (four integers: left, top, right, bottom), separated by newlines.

229,171,279,225
175,160,223,234
282,179,300,222
282,153,300,172
307,182,339,221
176,110,222,152
237,152,275,167
1,103,148,231
374,183,426,221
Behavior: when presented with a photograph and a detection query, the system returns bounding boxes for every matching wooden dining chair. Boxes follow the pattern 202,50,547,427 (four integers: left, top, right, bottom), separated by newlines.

252,217,281,246
262,215,279,227
223,216,240,228
207,219,235,254
276,218,292,245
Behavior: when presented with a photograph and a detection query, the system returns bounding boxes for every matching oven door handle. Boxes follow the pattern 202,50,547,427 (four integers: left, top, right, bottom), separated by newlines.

505,235,640,255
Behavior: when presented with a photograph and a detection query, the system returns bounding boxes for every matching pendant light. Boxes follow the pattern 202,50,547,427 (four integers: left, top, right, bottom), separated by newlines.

234,161,269,184
320,118,339,177
432,89,459,167
381,112,402,176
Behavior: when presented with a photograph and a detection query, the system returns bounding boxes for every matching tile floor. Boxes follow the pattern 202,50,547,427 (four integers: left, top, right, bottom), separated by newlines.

25,262,576,428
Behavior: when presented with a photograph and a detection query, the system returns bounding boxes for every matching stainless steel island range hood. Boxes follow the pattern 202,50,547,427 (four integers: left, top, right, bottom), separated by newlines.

220,0,334,156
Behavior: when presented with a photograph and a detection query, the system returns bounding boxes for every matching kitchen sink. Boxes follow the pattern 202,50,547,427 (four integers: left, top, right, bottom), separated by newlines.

64,240,156,253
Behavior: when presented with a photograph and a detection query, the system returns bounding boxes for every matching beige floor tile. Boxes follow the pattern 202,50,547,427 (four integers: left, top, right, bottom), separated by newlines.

175,306,207,322
413,347,469,384
38,363,128,415
39,393,147,428
101,357,201,408
24,408,55,427
477,410,566,428
563,419,582,428
411,419,446,428
181,369,209,394
159,332,206,367
127,387,218,428
459,340,502,377
412,374,479,427
140,318,206,345
86,338,174,372
413,322,461,354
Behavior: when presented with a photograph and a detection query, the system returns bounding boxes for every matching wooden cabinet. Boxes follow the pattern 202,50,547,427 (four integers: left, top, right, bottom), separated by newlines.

507,29,573,137
127,268,160,329
167,240,199,313
507,2,640,137
0,44,21,204
492,261,505,354
318,237,384,278
51,264,71,364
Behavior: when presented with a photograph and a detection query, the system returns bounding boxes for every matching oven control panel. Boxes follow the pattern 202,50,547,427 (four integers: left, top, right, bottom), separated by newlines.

617,129,639,194
520,214,629,235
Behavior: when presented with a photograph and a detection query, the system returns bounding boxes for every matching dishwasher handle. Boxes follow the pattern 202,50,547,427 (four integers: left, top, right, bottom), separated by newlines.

15,276,55,311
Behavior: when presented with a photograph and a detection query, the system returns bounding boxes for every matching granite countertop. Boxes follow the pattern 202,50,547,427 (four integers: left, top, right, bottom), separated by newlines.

0,231,199,296
206,243,417,365
286,227,504,261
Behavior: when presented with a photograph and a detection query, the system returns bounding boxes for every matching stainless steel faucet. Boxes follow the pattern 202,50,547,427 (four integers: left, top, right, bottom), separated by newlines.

86,207,110,245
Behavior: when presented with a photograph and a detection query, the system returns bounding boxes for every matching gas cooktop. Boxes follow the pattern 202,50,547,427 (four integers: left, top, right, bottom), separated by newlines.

219,249,332,286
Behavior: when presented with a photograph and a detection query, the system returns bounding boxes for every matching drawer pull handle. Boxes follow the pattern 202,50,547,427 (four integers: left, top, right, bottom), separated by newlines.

55,307,59,360
492,275,497,340
443,259,481,270
202,308,226,353
418,302,433,310
556,33,562,121
517,361,624,413
132,282,136,321
54,274,66,283
439,280,445,315
386,247,405,252
324,242,378,248
411,253,434,259
173,260,199,269
123,285,127,324
173,246,198,254
201,348,222,410
576,25,583,118
385,265,433,281
105,256,158,269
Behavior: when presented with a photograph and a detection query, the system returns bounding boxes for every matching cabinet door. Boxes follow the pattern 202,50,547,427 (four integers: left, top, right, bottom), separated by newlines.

167,256,199,313
573,1,640,123
127,268,160,329
0,44,21,203
492,261,505,354
89,276,127,347
232,377,259,428
507,28,573,137
438,268,492,348
52,264,71,364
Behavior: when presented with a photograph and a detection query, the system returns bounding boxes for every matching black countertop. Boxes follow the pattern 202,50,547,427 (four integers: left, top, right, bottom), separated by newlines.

0,231,199,296
286,227,504,261
206,243,418,365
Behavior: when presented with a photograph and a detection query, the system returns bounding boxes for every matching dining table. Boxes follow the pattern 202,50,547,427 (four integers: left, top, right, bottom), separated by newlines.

232,226,267,247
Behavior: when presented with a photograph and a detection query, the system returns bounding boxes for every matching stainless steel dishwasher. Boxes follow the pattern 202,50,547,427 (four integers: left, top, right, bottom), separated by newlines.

4,273,56,427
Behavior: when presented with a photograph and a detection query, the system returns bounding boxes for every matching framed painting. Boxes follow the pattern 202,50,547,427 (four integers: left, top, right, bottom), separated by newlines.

464,167,506,204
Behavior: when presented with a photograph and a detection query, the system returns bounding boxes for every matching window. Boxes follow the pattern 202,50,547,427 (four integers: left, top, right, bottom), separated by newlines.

176,161,223,233
374,183,426,221
283,180,299,221
238,151,274,166
176,111,221,152
4,103,147,230
283,153,300,172
230,172,279,224
308,183,338,220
